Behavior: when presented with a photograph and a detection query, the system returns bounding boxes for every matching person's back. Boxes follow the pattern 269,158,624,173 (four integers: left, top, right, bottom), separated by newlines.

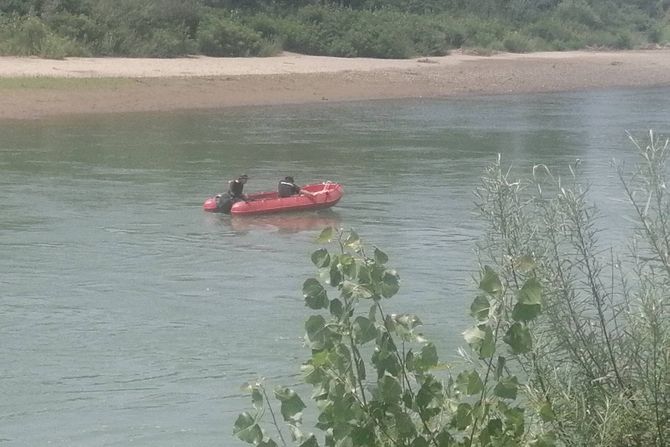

228,174,248,199
278,176,300,198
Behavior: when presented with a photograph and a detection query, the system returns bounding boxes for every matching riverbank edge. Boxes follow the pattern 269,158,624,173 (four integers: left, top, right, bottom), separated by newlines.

2,49,670,120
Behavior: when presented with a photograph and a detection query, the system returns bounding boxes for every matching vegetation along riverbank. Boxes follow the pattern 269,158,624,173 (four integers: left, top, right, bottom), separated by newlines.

0,0,668,59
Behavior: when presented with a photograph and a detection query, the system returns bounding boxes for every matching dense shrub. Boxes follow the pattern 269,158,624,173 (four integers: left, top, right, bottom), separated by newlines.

0,0,667,58
197,16,263,56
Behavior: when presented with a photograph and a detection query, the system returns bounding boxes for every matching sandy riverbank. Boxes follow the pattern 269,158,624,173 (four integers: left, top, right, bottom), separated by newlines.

1,49,670,120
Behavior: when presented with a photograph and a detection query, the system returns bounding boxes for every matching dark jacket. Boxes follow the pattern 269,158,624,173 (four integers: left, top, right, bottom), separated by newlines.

229,179,245,198
278,180,300,198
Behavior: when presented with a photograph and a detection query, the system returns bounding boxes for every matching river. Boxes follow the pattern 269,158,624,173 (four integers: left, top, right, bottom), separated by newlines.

1,87,669,446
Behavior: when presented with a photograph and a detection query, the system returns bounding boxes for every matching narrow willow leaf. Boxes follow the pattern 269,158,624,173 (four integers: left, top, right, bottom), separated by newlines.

303,278,329,310
503,323,532,354
316,227,334,243
311,248,331,268
494,376,519,400
479,266,502,296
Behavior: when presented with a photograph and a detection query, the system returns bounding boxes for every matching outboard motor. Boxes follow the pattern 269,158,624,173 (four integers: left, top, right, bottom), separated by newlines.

215,193,234,214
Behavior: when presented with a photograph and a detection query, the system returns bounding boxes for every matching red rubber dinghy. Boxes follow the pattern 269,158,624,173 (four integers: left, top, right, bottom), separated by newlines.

203,182,343,215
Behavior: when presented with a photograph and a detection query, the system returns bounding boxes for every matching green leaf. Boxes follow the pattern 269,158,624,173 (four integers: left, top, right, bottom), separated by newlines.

512,303,541,322
373,247,388,264
274,386,307,422
503,323,532,354
316,227,334,243
494,376,519,400
414,343,438,371
539,402,555,422
456,370,483,395
470,294,490,321
251,387,263,410
479,266,502,296
463,326,484,345
311,248,331,268
378,374,402,404
233,412,263,444
529,432,557,447
298,434,320,447
344,230,361,250
416,375,442,412
305,315,327,350
451,402,473,430
353,316,378,345
329,298,344,318
518,278,542,305
514,255,535,273
464,325,495,358
303,278,329,310
381,270,400,298
495,355,506,380
395,411,417,438
411,436,429,447
329,262,342,287
258,439,279,447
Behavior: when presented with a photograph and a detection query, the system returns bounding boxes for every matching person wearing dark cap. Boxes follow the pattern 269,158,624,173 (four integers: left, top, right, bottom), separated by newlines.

228,174,248,199
278,176,315,198
215,174,249,213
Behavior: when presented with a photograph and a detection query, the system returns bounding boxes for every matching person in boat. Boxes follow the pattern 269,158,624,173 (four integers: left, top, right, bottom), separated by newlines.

228,174,248,199
278,176,316,198
278,176,300,197
216,174,248,213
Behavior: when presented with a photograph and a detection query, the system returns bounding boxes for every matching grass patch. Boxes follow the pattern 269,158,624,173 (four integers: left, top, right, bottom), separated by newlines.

0,77,135,90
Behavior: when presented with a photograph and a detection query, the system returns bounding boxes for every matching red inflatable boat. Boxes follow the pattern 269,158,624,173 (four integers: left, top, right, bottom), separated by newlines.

203,182,343,215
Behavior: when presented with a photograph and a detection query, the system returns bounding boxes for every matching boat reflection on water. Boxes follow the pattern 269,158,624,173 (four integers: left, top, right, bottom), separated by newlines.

229,210,342,234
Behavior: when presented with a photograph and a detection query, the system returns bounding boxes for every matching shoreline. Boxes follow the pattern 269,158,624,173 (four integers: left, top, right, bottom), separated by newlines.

2,49,670,120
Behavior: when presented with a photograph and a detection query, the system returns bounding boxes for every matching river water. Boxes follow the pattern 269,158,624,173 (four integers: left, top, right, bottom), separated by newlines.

1,87,669,446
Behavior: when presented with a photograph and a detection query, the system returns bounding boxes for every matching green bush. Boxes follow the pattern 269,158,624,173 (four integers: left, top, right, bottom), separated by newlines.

197,15,263,56
502,32,534,53
133,27,197,57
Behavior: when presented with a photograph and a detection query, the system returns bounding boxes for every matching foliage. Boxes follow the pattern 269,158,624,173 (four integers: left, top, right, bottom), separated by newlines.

234,132,669,446
0,0,668,58
235,226,555,446
473,132,670,445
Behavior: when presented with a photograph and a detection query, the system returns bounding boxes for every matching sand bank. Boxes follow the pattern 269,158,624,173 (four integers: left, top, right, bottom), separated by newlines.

1,49,670,119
